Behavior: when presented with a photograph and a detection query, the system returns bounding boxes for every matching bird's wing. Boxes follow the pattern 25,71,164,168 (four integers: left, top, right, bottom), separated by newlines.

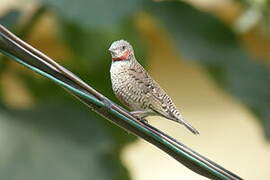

128,64,177,120
129,65,200,134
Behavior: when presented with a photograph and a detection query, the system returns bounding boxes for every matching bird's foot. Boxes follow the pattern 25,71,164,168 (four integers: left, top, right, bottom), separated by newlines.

98,98,113,114
139,118,148,124
130,111,149,123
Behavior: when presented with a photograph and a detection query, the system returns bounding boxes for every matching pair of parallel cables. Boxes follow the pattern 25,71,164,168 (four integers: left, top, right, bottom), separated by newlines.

0,25,243,180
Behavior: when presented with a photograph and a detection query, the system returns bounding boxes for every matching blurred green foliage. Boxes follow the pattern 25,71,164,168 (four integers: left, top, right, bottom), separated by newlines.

0,10,21,29
0,0,270,179
40,0,144,28
0,103,130,180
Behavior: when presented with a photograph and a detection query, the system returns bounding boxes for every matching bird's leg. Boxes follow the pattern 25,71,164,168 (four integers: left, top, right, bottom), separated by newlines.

130,110,150,123
130,110,149,118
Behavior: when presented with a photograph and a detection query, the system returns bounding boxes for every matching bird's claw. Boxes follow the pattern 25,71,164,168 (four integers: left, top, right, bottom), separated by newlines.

101,98,113,109
139,118,148,124
98,98,113,114
130,111,149,123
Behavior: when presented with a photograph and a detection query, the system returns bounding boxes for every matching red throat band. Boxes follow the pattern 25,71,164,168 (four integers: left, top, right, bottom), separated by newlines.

112,50,130,61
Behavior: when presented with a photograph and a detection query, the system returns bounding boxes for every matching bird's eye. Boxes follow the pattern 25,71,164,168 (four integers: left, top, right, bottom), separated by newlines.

122,46,126,50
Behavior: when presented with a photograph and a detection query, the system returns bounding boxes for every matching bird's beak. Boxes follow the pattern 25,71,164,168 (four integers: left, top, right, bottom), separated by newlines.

108,48,117,57
108,48,114,53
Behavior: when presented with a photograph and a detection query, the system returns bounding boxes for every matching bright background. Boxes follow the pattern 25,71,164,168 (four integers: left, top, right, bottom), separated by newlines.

0,0,270,179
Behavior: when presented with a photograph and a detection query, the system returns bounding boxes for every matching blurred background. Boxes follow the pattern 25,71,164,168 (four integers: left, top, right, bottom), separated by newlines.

0,0,270,179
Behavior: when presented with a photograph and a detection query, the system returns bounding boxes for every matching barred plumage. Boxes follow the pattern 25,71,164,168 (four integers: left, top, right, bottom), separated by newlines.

109,40,199,135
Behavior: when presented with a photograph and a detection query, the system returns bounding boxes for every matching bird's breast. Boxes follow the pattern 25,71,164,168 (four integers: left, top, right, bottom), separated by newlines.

110,62,147,110
110,62,132,96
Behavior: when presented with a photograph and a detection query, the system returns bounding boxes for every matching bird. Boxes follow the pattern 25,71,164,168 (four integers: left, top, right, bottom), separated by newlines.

108,40,199,135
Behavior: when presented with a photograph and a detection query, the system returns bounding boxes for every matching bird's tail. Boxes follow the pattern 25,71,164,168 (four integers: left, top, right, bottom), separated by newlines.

152,106,199,135
172,113,199,135
181,120,200,135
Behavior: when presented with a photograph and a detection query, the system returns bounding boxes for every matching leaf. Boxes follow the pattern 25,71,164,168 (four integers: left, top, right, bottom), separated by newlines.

0,103,130,180
146,1,270,138
224,59,270,137
145,1,241,66
39,0,143,28
0,9,21,30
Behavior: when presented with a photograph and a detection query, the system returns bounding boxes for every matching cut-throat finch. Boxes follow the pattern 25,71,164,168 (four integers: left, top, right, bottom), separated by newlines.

109,40,199,135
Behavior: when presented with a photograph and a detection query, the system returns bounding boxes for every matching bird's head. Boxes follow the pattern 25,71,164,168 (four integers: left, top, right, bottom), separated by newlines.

109,40,134,61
